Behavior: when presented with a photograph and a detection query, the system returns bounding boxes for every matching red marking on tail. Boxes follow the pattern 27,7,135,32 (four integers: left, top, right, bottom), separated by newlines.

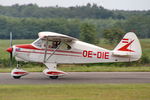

122,38,129,43
118,40,135,52
122,38,129,40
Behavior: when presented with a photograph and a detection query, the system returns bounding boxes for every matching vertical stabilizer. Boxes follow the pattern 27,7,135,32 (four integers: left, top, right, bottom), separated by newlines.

113,32,142,61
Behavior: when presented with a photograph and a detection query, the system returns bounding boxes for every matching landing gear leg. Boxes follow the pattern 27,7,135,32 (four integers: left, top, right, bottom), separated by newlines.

43,63,67,79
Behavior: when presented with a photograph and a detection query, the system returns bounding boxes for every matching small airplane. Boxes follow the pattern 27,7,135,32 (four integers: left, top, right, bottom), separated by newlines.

6,31,142,79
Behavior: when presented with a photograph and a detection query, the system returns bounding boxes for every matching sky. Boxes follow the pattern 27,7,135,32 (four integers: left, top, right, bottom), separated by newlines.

0,0,149,10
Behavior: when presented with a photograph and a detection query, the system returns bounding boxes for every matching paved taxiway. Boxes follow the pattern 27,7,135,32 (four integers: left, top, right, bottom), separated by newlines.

0,72,150,84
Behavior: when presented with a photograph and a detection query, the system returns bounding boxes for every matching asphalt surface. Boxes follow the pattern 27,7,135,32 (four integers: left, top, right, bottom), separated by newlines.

0,72,150,84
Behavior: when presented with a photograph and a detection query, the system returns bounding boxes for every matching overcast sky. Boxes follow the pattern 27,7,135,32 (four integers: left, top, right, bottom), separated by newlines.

0,0,149,10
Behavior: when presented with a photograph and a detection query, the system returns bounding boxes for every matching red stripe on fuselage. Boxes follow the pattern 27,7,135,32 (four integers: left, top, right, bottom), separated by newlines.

16,50,82,57
16,44,82,54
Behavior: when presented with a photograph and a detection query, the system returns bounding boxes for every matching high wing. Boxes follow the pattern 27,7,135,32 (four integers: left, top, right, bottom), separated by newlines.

38,32,78,63
38,32,78,42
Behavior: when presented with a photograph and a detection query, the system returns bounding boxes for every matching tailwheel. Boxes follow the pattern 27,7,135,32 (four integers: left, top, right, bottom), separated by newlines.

13,76,21,79
49,76,59,79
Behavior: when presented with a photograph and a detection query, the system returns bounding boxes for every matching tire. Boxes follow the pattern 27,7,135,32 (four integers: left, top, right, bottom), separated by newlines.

49,76,58,79
13,76,21,79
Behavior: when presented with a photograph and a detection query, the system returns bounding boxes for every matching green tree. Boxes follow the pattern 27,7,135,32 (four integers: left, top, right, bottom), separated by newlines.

103,28,125,44
124,16,150,38
80,23,98,44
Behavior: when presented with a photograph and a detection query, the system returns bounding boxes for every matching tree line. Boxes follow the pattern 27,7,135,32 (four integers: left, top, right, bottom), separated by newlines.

0,3,149,19
0,3,149,39
0,15,150,39
0,3,124,19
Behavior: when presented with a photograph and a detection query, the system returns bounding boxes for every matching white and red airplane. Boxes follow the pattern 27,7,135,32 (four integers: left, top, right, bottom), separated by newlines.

6,32,142,79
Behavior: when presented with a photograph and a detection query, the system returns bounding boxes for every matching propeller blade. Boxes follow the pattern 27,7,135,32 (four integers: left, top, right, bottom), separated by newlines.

9,32,13,67
10,32,12,47
10,51,12,67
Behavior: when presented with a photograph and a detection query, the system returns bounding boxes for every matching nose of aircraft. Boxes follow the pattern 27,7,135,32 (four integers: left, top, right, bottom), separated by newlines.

6,47,13,53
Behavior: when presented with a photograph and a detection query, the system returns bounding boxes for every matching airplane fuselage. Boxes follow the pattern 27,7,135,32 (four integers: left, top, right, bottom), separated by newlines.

13,39,132,64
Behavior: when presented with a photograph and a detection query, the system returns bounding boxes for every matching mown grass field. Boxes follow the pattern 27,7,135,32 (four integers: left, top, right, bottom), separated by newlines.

1,65,150,72
0,84,150,100
0,39,150,72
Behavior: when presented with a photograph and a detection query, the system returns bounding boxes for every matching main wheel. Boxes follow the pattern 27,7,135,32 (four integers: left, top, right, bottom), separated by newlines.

49,76,58,79
13,76,21,79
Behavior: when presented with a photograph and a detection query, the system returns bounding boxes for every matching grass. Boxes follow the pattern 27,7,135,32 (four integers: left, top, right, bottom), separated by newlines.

1,65,150,72
0,39,34,59
0,84,150,100
59,65,150,72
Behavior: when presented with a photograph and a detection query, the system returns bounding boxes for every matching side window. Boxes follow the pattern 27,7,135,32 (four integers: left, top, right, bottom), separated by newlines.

34,39,71,50
41,41,53,49
59,43,71,50
41,41,60,49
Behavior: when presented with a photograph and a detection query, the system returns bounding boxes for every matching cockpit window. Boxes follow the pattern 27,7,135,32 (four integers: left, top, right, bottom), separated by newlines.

33,39,43,48
33,38,71,50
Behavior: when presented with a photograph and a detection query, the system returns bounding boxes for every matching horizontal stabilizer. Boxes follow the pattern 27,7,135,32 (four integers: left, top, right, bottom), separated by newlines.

112,51,132,57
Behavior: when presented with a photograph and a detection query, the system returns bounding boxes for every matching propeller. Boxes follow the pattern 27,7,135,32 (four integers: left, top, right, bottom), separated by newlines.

6,32,13,67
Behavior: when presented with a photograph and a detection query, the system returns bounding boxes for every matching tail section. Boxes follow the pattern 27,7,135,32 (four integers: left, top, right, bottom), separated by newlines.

113,32,142,61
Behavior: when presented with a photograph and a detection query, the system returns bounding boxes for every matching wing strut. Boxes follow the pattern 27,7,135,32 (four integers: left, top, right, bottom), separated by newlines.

46,42,63,61
43,40,63,63
43,37,48,63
